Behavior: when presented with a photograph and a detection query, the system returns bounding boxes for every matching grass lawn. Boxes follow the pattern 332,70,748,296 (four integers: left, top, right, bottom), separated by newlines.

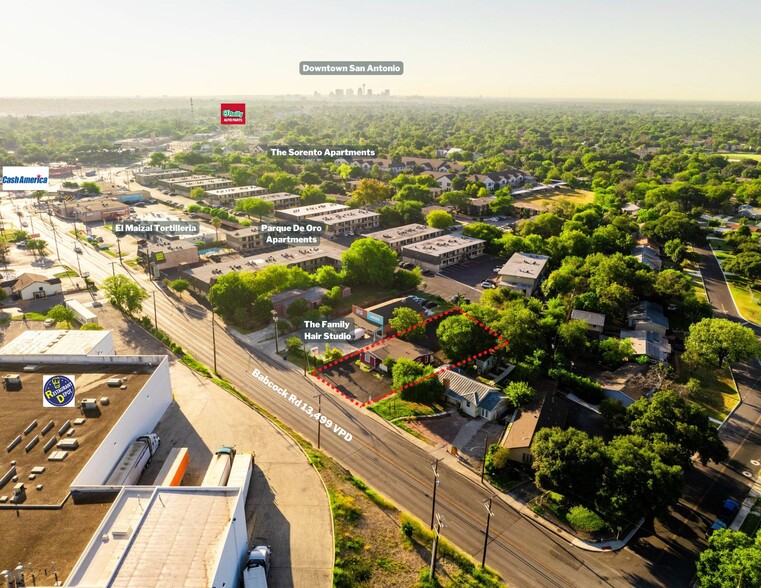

522,188,595,207
530,491,613,541
722,152,761,162
684,365,739,421
726,275,761,325
368,396,446,420
331,285,403,316
54,268,78,279
11,311,48,321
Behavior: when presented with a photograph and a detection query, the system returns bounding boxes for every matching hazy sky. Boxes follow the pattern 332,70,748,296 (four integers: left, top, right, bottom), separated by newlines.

6,0,760,100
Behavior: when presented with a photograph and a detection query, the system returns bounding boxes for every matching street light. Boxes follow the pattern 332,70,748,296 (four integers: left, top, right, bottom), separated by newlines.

271,310,280,354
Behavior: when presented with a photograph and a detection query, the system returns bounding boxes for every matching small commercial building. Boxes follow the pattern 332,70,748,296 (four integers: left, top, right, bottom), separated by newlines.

206,184,266,205
360,338,434,371
310,208,380,236
114,190,150,204
0,329,114,358
364,223,446,252
137,240,201,271
497,252,550,297
52,197,130,222
400,235,485,272
1,272,62,301
276,203,350,221
438,368,509,421
270,286,328,315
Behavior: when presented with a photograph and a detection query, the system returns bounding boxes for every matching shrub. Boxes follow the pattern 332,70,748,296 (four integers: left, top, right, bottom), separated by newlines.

548,367,603,403
401,520,414,539
285,336,302,354
332,492,362,522
505,381,536,408
485,445,511,474
686,377,702,397
567,505,607,533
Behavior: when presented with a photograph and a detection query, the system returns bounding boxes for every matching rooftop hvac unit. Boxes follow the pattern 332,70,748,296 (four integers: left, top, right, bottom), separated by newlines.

107,378,123,387
3,375,21,391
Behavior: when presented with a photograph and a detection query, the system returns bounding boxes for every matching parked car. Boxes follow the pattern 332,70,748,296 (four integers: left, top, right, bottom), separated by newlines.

16,241,26,249
161,189,170,194
422,269,434,276
169,191,178,196
424,301,437,309
135,202,147,207
481,281,496,289
493,266,503,273
718,499,740,523
74,246,83,254
43,318,56,328
21,222,28,227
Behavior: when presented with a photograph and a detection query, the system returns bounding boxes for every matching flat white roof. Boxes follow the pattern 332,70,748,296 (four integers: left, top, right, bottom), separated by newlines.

0,329,112,356
401,234,485,254
65,487,239,588
310,208,380,224
365,223,444,244
498,252,550,280
278,203,349,216
206,184,266,195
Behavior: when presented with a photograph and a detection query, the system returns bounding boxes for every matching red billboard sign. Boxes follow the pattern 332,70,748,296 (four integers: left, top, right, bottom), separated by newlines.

220,103,246,125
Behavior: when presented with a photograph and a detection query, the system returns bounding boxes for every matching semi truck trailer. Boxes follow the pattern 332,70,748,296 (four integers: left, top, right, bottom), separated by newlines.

201,446,236,486
104,433,160,486
242,545,271,588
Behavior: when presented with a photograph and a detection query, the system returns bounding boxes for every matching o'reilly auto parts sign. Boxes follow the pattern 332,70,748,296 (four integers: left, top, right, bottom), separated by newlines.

2,166,49,190
220,103,246,125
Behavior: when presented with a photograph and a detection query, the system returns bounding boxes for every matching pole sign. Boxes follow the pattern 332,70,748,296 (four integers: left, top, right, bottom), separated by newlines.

220,103,246,125
43,375,76,408
2,166,49,191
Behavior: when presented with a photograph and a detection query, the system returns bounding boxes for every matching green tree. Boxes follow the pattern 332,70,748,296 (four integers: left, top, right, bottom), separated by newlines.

211,216,221,241
391,359,444,403
190,187,206,200
341,239,397,287
599,338,634,367
462,222,503,243
664,239,687,264
169,278,190,293
684,318,761,368
426,210,454,229
260,172,299,193
696,529,761,588
235,197,274,221
389,306,424,340
314,265,344,289
103,274,148,314
504,381,536,409
531,427,608,501
287,299,309,319
80,181,101,194
489,187,513,215
148,152,168,167
394,184,432,204
300,185,326,205
557,320,589,359
520,212,564,239
436,314,497,363
348,178,392,206
724,251,761,283
80,322,104,330
298,170,321,185
393,267,423,290
626,389,729,466
47,304,76,328
439,190,470,210
230,166,253,186
643,211,700,243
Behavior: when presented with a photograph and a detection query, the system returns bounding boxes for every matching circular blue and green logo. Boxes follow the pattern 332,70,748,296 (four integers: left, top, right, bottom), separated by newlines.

43,375,76,407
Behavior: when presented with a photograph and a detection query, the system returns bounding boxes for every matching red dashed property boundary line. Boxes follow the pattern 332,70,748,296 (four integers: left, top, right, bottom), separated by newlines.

311,306,509,408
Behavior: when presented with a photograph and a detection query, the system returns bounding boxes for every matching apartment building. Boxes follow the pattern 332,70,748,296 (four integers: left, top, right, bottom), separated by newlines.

400,235,485,272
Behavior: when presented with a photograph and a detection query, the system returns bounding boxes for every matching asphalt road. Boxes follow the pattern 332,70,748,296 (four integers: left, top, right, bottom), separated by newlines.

18,204,670,588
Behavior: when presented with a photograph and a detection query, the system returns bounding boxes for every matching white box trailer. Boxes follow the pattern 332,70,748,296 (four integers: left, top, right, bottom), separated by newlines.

105,434,160,486
65,299,98,324
154,447,189,486
201,446,235,487
226,452,253,498
242,545,271,588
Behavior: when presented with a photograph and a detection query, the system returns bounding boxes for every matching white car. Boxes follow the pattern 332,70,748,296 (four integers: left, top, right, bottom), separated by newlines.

493,266,503,273
481,281,496,289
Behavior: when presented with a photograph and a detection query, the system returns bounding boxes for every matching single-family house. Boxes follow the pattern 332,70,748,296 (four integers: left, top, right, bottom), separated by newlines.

738,204,761,220
3,273,63,301
570,310,606,334
622,202,641,216
270,286,328,316
633,245,662,272
620,330,672,361
429,172,456,191
360,338,434,371
437,368,509,421
628,301,669,336
502,381,568,464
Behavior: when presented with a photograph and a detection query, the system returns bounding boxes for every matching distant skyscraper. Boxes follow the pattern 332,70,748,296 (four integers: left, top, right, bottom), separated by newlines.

383,89,390,96
335,89,344,97
357,86,363,96
367,89,373,96
346,88,354,96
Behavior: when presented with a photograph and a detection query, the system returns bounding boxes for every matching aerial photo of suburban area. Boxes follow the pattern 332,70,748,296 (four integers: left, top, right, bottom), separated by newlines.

1,1,760,587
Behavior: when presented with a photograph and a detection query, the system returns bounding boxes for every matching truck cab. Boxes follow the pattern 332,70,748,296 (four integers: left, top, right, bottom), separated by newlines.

242,545,271,588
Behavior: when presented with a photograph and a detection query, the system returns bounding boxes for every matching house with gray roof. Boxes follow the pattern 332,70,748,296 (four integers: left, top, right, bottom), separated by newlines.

628,301,669,336
436,367,509,421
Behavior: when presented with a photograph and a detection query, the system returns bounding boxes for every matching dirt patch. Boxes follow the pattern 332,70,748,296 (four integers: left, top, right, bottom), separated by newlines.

319,360,392,404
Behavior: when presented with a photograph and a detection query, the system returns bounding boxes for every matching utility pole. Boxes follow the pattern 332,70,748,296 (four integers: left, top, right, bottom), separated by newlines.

430,514,444,581
152,291,158,329
271,310,280,354
110,261,117,278
211,308,218,374
117,237,122,263
47,208,61,262
481,436,490,484
314,392,323,449
430,458,440,529
482,496,495,568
